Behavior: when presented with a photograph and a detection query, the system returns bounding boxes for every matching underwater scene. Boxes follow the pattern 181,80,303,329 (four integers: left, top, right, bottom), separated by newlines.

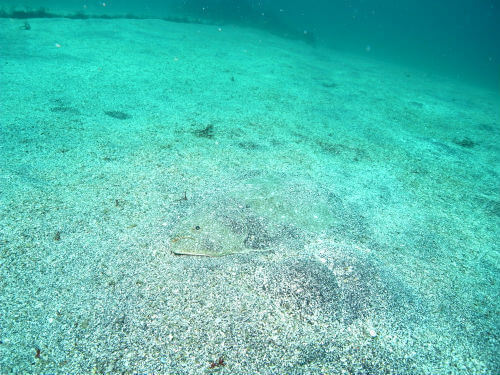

0,1,498,374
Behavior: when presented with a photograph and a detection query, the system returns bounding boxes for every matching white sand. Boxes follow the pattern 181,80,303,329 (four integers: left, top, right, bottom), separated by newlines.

0,18,498,374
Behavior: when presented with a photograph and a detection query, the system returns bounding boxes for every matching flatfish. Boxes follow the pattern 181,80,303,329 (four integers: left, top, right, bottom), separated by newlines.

170,211,271,257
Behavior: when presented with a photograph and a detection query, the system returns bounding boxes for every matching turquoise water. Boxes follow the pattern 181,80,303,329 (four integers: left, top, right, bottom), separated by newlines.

0,1,498,374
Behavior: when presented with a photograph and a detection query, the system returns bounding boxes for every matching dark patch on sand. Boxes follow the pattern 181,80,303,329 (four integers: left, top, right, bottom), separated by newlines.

453,137,476,149
194,124,215,138
105,111,131,120
50,106,80,115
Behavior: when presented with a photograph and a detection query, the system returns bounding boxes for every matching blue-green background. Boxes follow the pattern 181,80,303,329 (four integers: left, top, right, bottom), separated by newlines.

171,0,500,90
2,0,498,89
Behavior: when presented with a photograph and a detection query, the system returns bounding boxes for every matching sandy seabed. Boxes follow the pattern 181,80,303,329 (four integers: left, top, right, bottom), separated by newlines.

0,18,498,374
